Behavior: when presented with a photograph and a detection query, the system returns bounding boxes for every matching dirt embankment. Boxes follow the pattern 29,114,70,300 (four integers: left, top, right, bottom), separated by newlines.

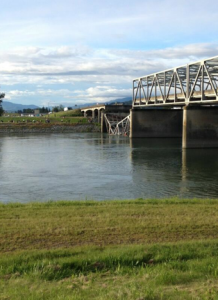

0,123,100,133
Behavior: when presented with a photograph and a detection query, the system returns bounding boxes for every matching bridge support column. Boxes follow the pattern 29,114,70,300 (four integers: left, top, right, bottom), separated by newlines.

101,112,107,133
92,110,95,119
182,106,218,148
130,109,183,138
98,110,101,123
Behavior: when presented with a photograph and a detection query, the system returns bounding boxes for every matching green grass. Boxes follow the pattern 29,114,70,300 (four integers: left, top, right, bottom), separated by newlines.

0,116,89,125
1,198,218,299
1,198,218,252
48,109,82,117
0,109,101,127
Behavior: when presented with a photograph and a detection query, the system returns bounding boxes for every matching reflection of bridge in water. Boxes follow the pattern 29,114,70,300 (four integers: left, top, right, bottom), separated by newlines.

130,138,218,198
82,56,218,148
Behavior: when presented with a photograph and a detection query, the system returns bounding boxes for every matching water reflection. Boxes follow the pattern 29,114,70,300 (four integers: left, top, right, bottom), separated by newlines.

181,149,218,197
130,138,218,198
0,133,218,203
130,138,183,198
0,133,134,203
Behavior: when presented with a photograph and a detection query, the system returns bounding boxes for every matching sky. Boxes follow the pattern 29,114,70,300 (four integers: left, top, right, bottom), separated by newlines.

1,0,218,107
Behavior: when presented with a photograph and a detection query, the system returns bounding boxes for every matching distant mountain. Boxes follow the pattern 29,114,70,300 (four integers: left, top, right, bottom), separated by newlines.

76,97,132,108
1,97,132,112
2,101,39,112
106,97,132,105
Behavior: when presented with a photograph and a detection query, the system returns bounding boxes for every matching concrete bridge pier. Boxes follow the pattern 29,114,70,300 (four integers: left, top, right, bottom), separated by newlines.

92,110,95,119
98,109,103,123
101,112,107,133
182,106,218,148
130,109,183,138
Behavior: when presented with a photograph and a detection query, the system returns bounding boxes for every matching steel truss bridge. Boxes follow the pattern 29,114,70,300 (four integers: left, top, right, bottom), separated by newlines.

104,114,130,136
133,56,218,107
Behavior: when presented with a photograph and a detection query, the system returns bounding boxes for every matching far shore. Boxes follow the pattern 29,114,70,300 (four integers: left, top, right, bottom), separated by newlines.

0,122,100,133
0,110,101,133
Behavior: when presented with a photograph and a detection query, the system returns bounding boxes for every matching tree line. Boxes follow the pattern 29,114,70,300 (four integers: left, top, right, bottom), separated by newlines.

19,105,69,114
0,93,5,116
17,107,51,114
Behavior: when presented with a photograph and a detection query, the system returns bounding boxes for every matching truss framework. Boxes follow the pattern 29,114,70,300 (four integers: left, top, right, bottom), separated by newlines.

114,115,130,136
133,55,218,107
104,114,130,136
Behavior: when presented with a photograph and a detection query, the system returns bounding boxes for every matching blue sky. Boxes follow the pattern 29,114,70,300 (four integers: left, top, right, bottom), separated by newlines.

1,0,218,106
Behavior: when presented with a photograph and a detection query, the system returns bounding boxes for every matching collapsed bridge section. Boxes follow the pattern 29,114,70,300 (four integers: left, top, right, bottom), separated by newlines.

104,114,130,136
81,104,131,136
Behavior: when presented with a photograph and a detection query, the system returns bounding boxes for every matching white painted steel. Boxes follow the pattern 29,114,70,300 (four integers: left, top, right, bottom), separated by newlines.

133,56,218,107
104,114,130,136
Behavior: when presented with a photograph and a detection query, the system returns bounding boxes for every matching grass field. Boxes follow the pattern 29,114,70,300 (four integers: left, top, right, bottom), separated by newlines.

0,109,92,125
1,198,218,299
49,109,83,118
0,116,88,125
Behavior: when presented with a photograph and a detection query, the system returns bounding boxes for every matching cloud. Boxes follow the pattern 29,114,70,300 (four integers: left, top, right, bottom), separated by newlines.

4,86,131,105
1,42,218,104
110,44,218,61
0,43,217,78
1,0,218,106
72,86,132,103
1,0,218,53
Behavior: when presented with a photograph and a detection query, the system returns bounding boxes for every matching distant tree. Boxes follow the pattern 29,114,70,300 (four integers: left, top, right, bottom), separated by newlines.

59,105,64,111
52,106,60,112
23,108,34,114
52,105,64,112
39,106,49,113
0,93,5,116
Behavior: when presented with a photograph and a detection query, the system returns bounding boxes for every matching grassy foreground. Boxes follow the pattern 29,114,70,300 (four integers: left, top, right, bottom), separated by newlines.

1,198,218,299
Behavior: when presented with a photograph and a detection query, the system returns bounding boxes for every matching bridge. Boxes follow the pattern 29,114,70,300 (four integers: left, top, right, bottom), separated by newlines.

131,55,218,149
81,104,131,120
81,56,218,148
81,104,131,135
133,56,218,107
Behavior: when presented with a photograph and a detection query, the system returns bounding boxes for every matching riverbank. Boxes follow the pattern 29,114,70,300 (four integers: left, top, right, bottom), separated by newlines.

0,123,100,133
1,198,218,299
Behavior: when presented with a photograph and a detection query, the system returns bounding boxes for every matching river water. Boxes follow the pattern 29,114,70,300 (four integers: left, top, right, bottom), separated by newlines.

0,133,218,203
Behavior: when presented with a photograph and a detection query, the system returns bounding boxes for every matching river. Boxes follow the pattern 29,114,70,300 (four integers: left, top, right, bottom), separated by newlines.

0,133,218,203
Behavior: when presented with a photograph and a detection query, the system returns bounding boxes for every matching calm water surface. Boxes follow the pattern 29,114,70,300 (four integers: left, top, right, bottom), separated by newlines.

0,133,218,203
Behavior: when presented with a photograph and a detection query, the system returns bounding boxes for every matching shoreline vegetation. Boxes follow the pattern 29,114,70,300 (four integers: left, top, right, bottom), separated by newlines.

0,122,100,134
0,110,101,133
1,198,218,299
